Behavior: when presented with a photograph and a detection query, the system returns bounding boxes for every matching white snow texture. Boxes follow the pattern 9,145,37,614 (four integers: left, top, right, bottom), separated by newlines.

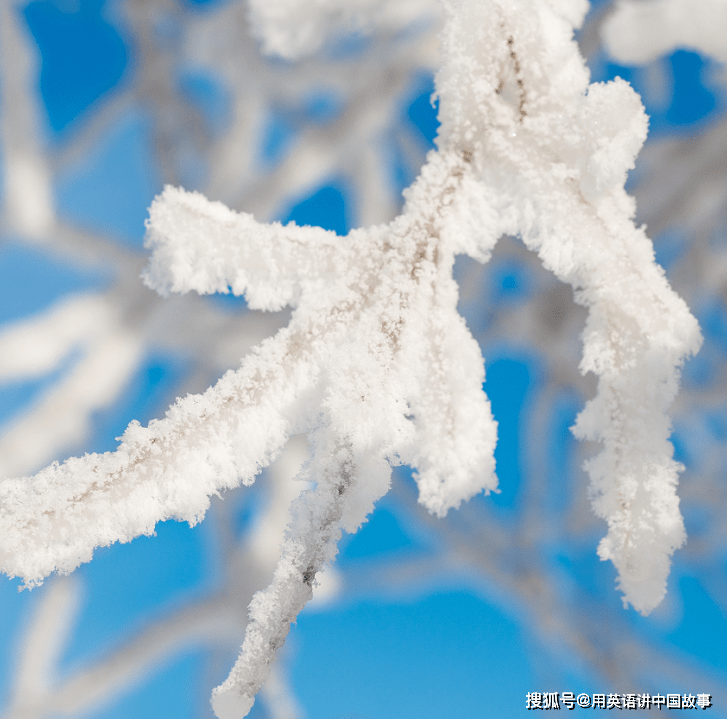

0,0,702,717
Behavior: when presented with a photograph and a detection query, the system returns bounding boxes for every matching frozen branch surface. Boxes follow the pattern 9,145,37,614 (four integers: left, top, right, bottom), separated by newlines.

0,0,702,717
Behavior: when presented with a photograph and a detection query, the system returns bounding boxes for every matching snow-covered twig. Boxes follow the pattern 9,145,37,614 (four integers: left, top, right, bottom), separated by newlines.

0,1,703,717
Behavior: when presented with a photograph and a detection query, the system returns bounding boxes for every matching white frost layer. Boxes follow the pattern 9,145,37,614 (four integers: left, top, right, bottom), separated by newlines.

603,0,727,64
0,334,307,585
142,147,501,716
434,0,701,615
0,0,703,717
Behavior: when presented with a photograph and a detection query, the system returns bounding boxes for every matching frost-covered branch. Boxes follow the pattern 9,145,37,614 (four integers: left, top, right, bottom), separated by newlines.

0,0,704,717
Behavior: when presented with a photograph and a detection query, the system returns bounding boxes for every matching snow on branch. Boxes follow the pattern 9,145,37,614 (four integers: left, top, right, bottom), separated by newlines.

0,0,701,717
143,186,342,311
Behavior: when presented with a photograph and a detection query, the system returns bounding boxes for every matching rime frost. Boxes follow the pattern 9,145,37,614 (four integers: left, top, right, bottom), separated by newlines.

0,0,701,717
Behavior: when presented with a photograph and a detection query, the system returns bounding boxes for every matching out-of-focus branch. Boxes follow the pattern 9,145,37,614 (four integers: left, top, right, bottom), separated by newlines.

0,0,54,239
